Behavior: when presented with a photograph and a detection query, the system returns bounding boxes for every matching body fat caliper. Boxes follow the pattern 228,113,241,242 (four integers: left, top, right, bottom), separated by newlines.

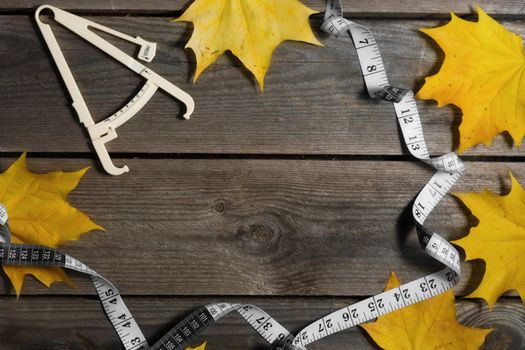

36,5,195,175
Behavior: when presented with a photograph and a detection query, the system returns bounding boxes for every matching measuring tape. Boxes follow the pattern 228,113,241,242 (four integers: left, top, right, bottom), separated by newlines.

2,1,466,349
0,207,297,350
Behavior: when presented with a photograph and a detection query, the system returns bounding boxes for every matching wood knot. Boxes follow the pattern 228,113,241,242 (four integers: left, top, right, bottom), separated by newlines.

237,223,280,245
212,198,230,213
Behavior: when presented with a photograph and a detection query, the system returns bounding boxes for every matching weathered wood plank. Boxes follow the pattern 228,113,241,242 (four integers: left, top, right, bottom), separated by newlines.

2,296,521,349
1,157,522,297
2,16,525,156
1,0,525,16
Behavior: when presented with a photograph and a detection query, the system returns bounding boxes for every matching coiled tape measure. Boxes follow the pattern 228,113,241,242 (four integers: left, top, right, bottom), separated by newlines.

2,1,465,349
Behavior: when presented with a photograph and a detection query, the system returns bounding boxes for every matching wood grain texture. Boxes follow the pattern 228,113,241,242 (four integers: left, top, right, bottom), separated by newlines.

2,1,525,348
2,15,525,156
1,157,523,297
1,0,525,16
2,296,520,349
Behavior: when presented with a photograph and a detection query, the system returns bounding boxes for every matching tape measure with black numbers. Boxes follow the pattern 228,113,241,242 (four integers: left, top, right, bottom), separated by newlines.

2,1,465,349
0,206,296,350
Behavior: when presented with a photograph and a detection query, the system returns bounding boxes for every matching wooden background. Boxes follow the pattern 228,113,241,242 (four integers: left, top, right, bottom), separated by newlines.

1,0,525,349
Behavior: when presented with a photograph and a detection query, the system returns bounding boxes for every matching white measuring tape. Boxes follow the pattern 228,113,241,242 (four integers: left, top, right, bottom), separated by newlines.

0,214,297,350
2,1,466,349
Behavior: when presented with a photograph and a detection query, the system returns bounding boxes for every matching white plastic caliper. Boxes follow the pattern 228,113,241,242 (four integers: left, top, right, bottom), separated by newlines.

35,5,195,175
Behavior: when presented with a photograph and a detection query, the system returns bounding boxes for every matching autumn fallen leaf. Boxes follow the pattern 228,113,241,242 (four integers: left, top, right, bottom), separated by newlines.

173,0,322,89
453,172,525,307
417,7,525,153
185,342,206,350
0,153,102,296
361,272,492,350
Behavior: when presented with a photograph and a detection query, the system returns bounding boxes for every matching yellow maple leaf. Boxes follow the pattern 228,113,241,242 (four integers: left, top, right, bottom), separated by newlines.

361,272,491,350
173,0,322,89
453,172,525,307
185,342,206,350
417,7,525,153
0,153,103,296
